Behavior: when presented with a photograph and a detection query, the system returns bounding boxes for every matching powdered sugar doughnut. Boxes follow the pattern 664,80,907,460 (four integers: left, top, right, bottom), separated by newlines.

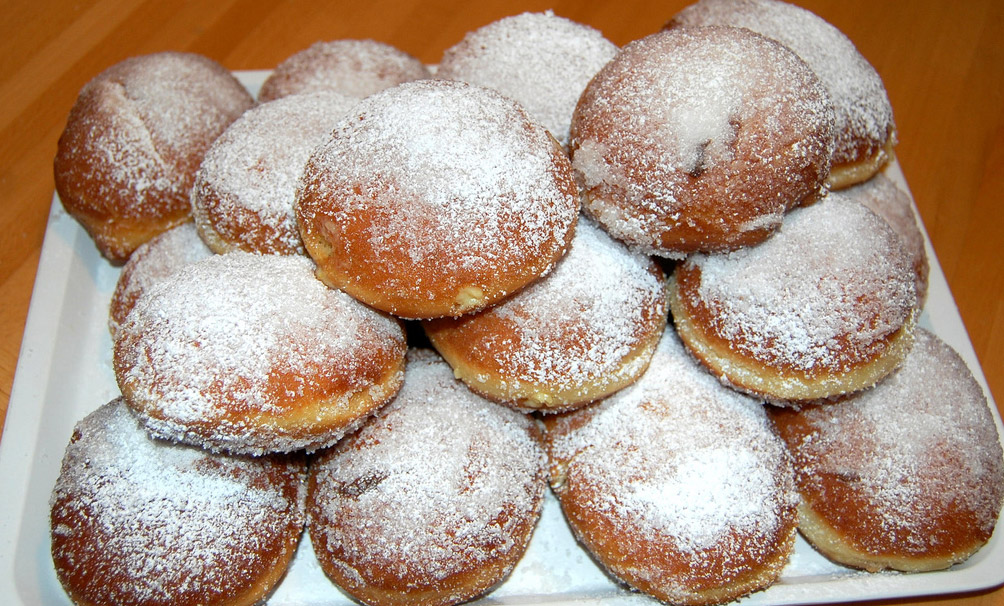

296,79,580,319
545,330,799,606
108,222,214,338
669,0,896,189
307,349,546,606
424,217,666,412
569,25,834,258
768,329,1004,572
113,252,407,455
192,91,359,255
437,11,618,147
258,39,430,102
50,398,306,606
54,51,253,263
668,194,918,403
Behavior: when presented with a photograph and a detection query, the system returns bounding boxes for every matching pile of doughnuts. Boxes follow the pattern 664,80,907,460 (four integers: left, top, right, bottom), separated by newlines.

49,2,1004,606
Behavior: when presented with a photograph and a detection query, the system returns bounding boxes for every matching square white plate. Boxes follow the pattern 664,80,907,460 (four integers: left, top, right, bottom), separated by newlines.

0,71,1001,605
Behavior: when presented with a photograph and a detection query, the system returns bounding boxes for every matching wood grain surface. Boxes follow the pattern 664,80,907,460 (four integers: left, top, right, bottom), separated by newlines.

1,1,1002,605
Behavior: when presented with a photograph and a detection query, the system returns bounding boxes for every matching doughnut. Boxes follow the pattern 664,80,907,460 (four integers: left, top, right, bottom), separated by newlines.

307,349,546,606
834,172,929,307
192,91,360,255
53,51,254,263
424,217,667,412
50,398,306,606
668,193,919,404
544,330,799,606
258,39,431,103
669,0,896,189
108,222,213,338
768,328,1004,572
296,79,580,319
113,252,407,455
437,11,618,147
569,25,834,258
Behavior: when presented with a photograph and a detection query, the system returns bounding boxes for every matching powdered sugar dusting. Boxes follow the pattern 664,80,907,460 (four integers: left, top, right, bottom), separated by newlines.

258,39,431,102
438,11,618,146
785,329,1004,553
193,92,359,254
49,399,304,605
672,0,894,165
309,349,545,584
687,196,916,373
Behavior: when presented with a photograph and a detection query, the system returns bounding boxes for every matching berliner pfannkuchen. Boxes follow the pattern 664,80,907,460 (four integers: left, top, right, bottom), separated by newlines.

669,0,896,189
437,11,618,147
50,398,306,606
668,194,918,404
569,25,834,258
424,216,667,412
192,91,359,255
53,51,253,263
113,252,407,455
768,328,1004,572
108,221,214,338
307,349,547,606
258,39,431,103
296,79,580,319
545,330,799,606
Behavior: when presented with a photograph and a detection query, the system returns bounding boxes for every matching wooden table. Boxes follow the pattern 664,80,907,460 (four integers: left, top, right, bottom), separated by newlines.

1,1,1002,605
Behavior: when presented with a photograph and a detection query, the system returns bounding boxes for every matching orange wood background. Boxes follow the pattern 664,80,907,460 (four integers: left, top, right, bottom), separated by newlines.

1,1,1002,605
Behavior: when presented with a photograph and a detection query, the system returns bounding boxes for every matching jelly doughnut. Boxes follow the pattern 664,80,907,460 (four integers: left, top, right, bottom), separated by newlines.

437,11,618,147
192,91,359,255
113,252,407,455
53,51,253,263
258,39,430,103
296,79,580,319
50,398,306,606
307,349,546,606
424,217,667,412
669,0,896,189
545,330,799,606
569,25,834,258
668,194,918,403
768,329,1004,572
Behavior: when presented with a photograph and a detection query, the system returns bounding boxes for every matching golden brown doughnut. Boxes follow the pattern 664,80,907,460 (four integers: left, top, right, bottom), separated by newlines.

545,330,799,606
258,39,430,103
192,91,359,255
296,79,580,319
569,25,834,258
53,51,253,263
669,0,897,189
50,398,306,606
437,11,618,147
668,194,918,404
424,216,667,412
768,328,1004,572
113,252,407,455
307,349,547,606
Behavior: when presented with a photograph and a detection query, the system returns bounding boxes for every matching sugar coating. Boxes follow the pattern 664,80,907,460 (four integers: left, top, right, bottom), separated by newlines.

114,252,406,454
258,39,431,102
192,91,360,254
672,0,894,166
570,25,834,257
438,11,618,146
49,399,304,605
547,330,798,601
309,349,546,587
109,222,214,337
782,328,1004,555
684,196,916,373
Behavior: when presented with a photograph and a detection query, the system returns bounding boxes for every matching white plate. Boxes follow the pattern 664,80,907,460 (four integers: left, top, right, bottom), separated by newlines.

1,71,1002,605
